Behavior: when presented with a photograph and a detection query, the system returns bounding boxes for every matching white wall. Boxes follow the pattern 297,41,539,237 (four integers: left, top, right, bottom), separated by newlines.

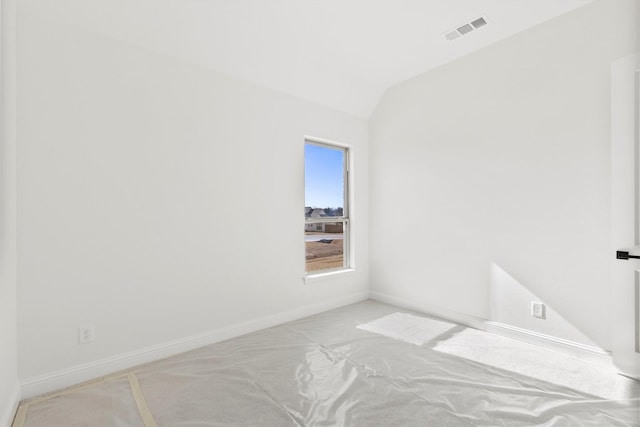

17,10,369,385
0,0,19,425
369,0,638,351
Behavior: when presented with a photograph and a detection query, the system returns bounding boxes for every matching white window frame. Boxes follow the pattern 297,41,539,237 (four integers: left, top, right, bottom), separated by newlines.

304,137,351,277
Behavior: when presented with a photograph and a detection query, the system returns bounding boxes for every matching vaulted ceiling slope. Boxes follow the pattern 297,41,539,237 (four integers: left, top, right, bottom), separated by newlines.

22,0,593,118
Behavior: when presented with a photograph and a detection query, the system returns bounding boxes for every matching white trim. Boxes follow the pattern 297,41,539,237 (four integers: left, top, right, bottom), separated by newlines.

20,291,369,399
370,291,486,330
304,135,352,149
303,268,356,284
0,381,20,427
484,321,612,366
370,291,613,367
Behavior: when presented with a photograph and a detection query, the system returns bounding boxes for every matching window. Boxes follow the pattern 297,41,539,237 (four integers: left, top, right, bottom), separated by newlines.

304,139,350,274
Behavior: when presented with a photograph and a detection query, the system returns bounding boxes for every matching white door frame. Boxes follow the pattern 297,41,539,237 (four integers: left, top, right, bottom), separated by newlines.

611,53,640,378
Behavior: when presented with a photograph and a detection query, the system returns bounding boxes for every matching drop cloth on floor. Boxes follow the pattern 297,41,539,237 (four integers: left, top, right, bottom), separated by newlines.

16,376,144,427
15,300,640,426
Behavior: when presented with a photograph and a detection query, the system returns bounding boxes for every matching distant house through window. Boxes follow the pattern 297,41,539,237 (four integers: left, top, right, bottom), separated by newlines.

304,140,349,274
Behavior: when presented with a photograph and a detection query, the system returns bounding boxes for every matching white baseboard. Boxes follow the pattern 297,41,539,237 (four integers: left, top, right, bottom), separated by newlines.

370,291,487,330
370,291,612,366
0,381,20,427
20,291,369,400
483,321,612,366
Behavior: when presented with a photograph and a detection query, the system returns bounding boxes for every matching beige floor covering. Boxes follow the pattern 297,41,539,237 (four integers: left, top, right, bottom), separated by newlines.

12,300,640,426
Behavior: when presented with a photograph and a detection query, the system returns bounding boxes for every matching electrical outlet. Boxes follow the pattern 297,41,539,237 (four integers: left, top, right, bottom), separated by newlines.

531,302,546,319
78,324,94,344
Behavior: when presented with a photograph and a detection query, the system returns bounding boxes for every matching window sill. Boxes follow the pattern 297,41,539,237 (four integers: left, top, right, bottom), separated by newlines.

303,268,355,284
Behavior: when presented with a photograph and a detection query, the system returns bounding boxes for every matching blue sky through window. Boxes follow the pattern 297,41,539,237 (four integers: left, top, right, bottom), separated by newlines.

305,143,344,209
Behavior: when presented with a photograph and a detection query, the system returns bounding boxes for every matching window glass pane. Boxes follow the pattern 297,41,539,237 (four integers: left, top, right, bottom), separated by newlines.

304,141,349,274
305,222,345,273
304,144,344,215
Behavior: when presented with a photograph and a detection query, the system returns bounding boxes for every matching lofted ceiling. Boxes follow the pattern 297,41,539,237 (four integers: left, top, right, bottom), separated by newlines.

22,0,593,118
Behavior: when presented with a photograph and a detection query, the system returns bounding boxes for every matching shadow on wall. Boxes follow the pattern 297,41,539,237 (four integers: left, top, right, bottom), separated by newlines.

489,263,601,349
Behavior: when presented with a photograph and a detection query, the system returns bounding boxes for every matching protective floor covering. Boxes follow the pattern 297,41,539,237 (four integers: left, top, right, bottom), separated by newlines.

357,312,457,345
14,300,640,426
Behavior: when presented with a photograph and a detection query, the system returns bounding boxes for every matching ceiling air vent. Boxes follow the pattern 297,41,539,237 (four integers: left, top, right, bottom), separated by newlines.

444,16,488,41
471,17,487,29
